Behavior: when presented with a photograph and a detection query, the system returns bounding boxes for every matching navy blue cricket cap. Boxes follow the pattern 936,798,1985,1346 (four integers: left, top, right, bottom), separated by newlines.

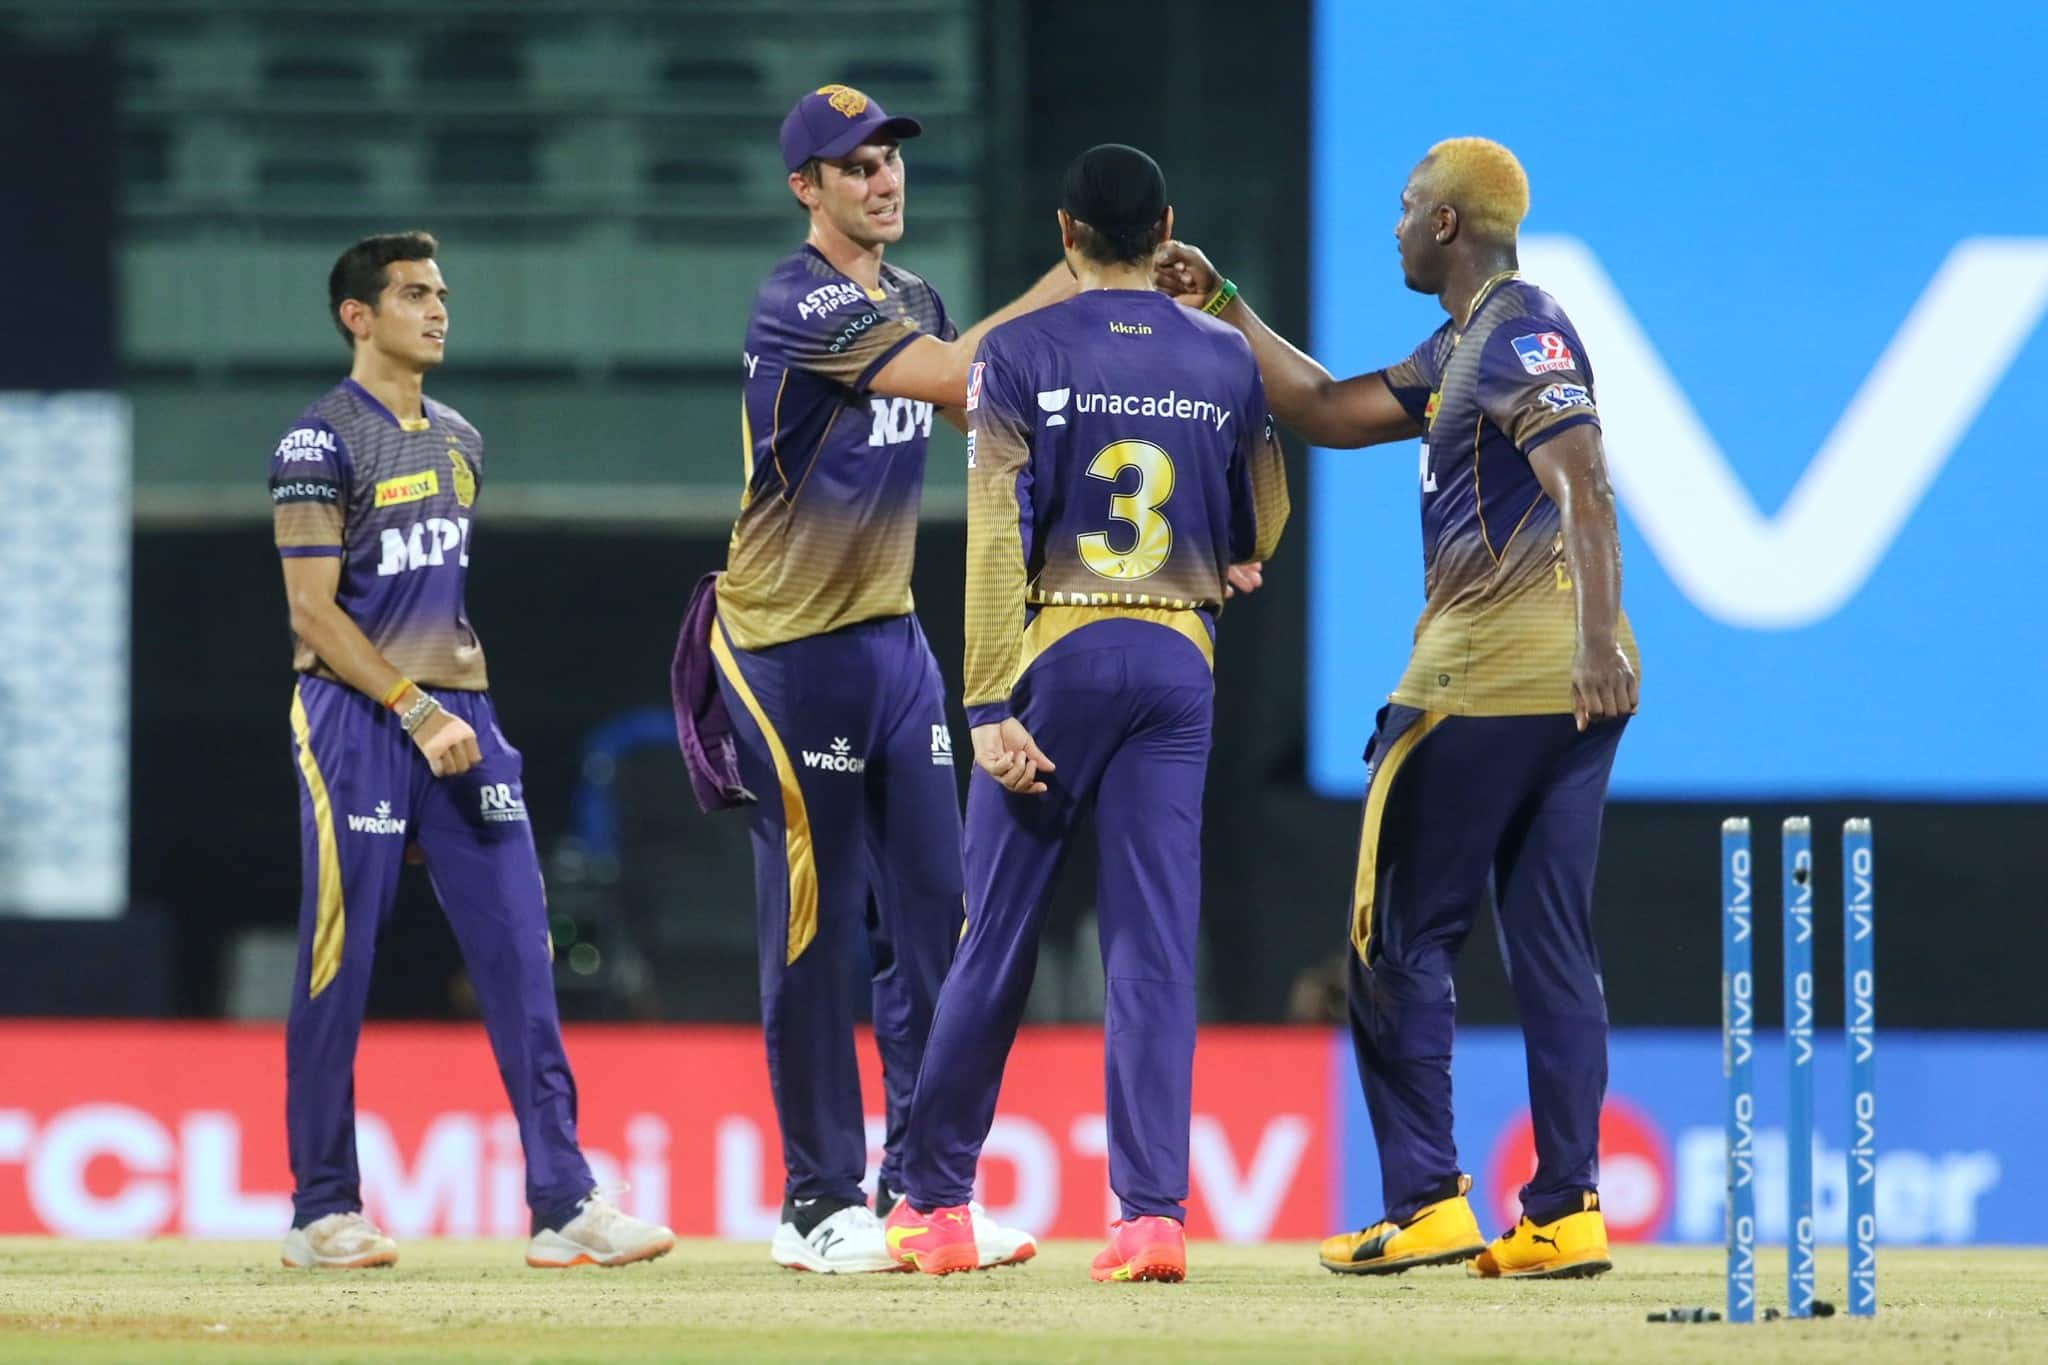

1060,143,1167,234
779,84,923,172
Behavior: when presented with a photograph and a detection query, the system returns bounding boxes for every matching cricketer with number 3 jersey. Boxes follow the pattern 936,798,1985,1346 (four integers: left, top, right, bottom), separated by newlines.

895,153,1288,1268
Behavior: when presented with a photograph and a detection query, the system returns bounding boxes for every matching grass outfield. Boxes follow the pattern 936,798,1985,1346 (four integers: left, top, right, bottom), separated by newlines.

1,1239,2043,1364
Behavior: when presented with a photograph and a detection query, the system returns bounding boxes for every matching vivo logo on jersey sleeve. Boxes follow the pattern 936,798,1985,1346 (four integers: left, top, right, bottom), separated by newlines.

378,517,471,576
1522,235,2048,628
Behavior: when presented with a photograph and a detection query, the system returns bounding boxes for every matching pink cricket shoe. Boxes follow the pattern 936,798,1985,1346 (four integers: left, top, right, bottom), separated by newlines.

1089,1215,1187,1283
884,1199,979,1276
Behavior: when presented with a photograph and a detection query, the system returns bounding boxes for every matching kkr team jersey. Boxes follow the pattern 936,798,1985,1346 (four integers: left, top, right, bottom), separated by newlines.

717,245,956,650
963,290,1290,723
269,378,489,690
1380,276,1640,715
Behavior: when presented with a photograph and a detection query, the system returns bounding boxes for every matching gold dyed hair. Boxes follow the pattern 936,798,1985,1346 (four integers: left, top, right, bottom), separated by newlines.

1421,137,1529,241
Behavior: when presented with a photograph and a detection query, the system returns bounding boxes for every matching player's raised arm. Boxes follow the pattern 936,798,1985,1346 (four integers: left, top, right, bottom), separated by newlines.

868,262,1076,408
1156,240,1420,450
1233,372,1293,568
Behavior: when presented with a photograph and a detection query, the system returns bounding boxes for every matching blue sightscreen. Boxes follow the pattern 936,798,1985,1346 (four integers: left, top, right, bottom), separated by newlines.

1308,1,2048,797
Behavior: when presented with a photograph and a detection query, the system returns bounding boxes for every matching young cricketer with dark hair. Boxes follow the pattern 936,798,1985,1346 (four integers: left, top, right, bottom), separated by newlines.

693,85,1067,1274
271,232,674,1270
1160,137,1641,1280
883,144,1289,1283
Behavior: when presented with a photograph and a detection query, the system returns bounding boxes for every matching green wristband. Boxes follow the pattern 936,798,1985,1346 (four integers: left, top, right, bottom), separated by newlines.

1201,278,1239,316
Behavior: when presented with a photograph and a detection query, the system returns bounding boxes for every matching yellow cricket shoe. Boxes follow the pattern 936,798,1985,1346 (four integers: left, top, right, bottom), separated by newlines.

1467,1194,1612,1279
1319,1176,1487,1275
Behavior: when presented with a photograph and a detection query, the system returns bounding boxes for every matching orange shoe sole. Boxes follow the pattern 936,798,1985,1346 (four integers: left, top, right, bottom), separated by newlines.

1092,1250,1186,1283
526,1236,676,1269
280,1251,398,1270
904,1243,979,1276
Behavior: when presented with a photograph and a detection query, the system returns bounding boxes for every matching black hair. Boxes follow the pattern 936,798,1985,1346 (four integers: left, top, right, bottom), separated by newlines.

1069,216,1164,266
327,231,439,346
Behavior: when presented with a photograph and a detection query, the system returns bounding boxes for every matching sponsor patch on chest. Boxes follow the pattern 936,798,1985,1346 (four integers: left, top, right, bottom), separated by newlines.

375,469,440,507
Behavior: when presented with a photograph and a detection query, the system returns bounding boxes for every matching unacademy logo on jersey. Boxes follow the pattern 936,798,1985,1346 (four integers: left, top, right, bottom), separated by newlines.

347,800,407,836
802,737,867,774
1074,388,1232,432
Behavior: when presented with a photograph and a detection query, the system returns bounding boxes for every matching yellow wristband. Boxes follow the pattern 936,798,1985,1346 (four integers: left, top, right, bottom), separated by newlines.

381,677,414,711
1201,278,1239,316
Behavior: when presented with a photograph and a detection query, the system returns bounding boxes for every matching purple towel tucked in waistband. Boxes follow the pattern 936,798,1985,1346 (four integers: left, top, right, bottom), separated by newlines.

671,571,755,813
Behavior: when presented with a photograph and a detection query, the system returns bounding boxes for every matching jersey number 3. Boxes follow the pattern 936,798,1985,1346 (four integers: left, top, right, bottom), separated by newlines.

1078,440,1174,581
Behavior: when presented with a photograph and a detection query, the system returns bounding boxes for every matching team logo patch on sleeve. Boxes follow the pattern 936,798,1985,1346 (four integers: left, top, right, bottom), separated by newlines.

966,362,984,412
1539,383,1595,411
1512,332,1578,375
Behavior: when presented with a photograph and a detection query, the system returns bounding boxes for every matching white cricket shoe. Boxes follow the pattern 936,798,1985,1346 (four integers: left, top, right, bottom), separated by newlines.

971,1200,1038,1269
280,1211,398,1270
526,1192,676,1268
772,1203,902,1274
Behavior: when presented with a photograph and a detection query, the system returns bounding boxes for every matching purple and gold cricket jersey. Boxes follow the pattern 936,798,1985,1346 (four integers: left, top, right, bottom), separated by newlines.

962,289,1289,723
900,287,1288,1223
717,245,955,649
269,378,488,690
1380,276,1640,715
270,380,595,1228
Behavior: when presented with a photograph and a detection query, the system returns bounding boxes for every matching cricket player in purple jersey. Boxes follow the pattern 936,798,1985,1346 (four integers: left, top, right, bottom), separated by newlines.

883,145,1289,1283
684,85,1068,1274
1161,138,1641,1280
270,232,673,1270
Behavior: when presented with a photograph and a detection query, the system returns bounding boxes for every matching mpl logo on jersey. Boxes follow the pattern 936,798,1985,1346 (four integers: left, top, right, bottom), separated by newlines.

378,517,471,576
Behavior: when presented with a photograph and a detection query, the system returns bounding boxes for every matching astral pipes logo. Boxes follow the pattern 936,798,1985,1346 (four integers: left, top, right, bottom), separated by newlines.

1485,1096,1671,1242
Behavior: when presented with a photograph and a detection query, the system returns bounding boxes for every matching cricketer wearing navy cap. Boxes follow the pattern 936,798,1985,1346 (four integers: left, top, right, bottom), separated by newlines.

684,83,1073,1275
883,143,1288,1284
